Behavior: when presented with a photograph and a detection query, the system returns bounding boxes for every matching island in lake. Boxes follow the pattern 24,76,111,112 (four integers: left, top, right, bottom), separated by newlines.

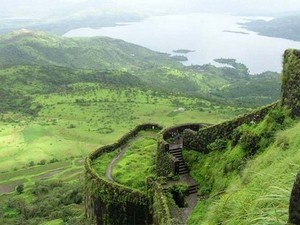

214,58,249,76
173,49,195,54
223,30,249,35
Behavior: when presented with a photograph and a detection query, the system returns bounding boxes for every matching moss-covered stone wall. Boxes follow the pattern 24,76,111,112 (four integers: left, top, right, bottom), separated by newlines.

182,103,278,153
281,49,300,118
152,182,175,225
85,123,162,225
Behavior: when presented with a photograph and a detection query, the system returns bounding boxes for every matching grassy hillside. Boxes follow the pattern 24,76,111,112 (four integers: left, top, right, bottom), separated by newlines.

210,71,281,107
183,109,298,224
0,29,179,70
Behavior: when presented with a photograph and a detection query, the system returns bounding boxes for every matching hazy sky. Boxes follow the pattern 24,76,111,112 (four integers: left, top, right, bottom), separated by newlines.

1,0,300,19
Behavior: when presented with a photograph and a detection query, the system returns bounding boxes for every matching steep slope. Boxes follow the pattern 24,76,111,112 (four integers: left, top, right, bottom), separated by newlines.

0,29,180,70
184,111,297,224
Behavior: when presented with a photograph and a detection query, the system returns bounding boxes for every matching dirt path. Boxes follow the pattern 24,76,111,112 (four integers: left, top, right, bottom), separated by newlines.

181,193,198,224
105,146,127,181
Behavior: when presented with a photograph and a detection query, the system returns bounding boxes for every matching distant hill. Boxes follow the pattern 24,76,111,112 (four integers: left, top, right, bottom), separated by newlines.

243,14,300,41
0,14,142,35
0,29,180,70
0,30,281,115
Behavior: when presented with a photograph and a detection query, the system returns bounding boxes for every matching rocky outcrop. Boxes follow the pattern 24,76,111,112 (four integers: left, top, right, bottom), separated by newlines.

289,172,300,224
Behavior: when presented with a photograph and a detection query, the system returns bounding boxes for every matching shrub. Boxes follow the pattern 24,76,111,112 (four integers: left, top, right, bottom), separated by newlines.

267,108,286,125
208,139,227,151
49,158,59,164
38,159,47,165
240,131,261,156
16,184,24,194
28,161,35,167
169,183,189,207
68,124,76,129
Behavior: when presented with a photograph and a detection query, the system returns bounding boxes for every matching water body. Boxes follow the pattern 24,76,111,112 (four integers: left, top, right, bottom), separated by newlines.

64,13,300,74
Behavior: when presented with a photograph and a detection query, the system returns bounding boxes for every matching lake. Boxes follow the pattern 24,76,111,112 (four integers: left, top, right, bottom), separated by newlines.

64,13,300,74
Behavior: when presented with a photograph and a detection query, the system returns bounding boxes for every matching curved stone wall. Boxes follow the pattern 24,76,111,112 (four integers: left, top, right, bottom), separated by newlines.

85,123,162,225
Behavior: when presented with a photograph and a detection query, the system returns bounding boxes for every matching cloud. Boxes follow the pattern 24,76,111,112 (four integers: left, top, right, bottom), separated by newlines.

1,0,300,19
63,0,90,3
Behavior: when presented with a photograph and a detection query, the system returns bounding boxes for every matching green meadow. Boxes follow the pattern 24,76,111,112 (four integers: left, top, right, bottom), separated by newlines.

0,84,241,173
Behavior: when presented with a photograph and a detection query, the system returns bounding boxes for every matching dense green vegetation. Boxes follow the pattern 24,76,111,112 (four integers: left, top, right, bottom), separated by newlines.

183,108,298,224
0,157,87,225
244,14,300,41
0,180,91,225
210,71,280,107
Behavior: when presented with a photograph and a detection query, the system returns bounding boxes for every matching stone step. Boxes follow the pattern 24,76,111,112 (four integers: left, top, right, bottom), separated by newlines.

171,150,182,154
179,170,188,175
179,165,188,169
172,155,183,160
179,168,188,173
170,149,182,154
172,153,182,158
188,186,198,194
179,169,189,174
179,168,188,172
169,145,183,150
179,164,186,168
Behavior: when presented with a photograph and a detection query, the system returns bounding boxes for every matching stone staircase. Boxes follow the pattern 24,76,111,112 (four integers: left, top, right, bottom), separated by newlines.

169,145,189,175
187,183,198,194
168,140,198,195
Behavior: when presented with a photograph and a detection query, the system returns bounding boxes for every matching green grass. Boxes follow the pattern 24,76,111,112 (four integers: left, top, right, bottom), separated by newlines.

22,124,49,143
41,219,64,225
112,130,158,191
184,118,300,224
0,157,84,195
